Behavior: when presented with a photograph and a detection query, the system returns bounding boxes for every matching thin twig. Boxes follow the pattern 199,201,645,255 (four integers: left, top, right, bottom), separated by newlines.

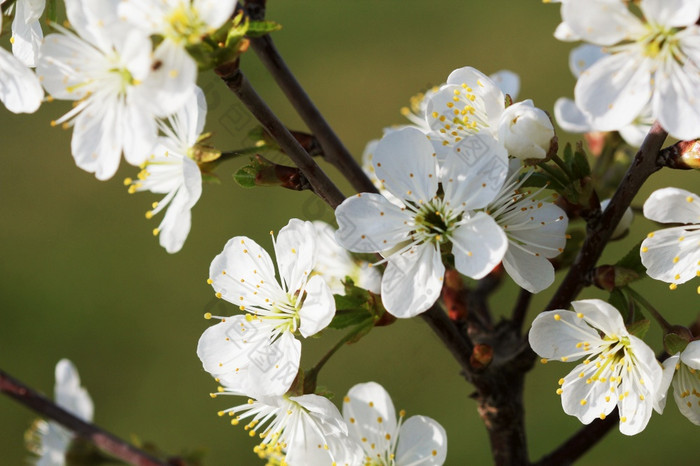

0,369,167,466
215,64,346,208
420,304,474,377
244,2,379,195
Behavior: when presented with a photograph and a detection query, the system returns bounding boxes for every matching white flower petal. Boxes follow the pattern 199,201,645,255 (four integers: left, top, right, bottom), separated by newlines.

343,382,398,451
658,354,679,414
529,310,601,360
554,21,581,42
381,244,444,318
554,98,592,133
54,359,93,422
654,58,700,140
298,275,335,338
560,362,617,425
0,47,43,113
209,236,280,307
640,227,700,284
445,67,505,128
275,219,317,295
575,52,652,131
640,0,700,28
195,0,237,30
442,134,509,210
502,244,555,293
335,193,411,253
643,187,700,224
373,127,438,205
571,299,627,337
569,44,606,78
71,99,123,180
680,340,700,369
11,0,44,67
395,415,447,465
562,0,645,45
451,212,507,280
196,317,301,397
489,70,520,100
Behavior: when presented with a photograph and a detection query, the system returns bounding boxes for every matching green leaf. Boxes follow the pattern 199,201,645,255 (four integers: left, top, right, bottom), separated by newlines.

626,319,650,339
328,309,373,330
615,240,646,275
233,166,257,188
247,20,283,37
664,333,689,355
562,143,574,169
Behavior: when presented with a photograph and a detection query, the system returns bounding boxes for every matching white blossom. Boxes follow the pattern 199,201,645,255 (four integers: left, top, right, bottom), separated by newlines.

29,360,93,466
641,187,700,291
343,381,447,465
554,43,652,146
36,0,196,180
125,87,206,253
661,340,700,425
335,127,509,318
498,100,555,161
563,0,700,140
312,221,381,295
213,393,362,466
529,299,664,435
197,219,335,398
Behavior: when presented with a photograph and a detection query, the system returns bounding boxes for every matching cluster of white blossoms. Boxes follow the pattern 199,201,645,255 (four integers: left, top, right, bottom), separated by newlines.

550,0,700,141
0,0,239,252
196,219,445,464
28,360,93,466
340,67,568,318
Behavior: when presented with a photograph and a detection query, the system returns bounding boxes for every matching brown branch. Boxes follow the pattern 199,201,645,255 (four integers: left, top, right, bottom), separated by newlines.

243,1,379,195
546,122,668,312
214,64,346,208
1,368,167,466
420,304,474,376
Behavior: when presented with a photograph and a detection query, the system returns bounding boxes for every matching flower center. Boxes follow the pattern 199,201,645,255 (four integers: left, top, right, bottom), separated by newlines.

165,3,208,44
640,23,680,61
413,201,457,244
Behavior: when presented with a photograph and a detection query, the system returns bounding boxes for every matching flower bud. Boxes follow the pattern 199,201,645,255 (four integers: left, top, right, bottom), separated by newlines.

600,198,633,239
498,99,555,161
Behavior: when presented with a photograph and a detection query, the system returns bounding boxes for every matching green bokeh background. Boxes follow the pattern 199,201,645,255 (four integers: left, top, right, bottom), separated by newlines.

1,1,699,464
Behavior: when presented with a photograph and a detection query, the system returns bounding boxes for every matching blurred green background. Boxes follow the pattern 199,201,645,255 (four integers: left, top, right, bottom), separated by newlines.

2,1,699,464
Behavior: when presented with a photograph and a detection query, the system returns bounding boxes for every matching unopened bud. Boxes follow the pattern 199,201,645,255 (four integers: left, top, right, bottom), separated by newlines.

592,265,640,291
680,140,700,169
498,99,555,162
600,199,633,239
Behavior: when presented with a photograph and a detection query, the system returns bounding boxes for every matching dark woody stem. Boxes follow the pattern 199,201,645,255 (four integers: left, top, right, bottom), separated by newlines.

546,122,668,312
243,1,379,195
0,369,167,466
215,64,346,208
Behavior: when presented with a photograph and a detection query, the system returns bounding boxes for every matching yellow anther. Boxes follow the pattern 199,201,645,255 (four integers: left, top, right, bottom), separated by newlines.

670,283,678,290
554,314,561,321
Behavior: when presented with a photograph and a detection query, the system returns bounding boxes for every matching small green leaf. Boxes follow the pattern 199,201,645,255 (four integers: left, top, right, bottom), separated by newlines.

233,166,257,188
626,319,650,339
328,309,372,330
664,333,689,355
615,240,646,275
246,20,283,37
